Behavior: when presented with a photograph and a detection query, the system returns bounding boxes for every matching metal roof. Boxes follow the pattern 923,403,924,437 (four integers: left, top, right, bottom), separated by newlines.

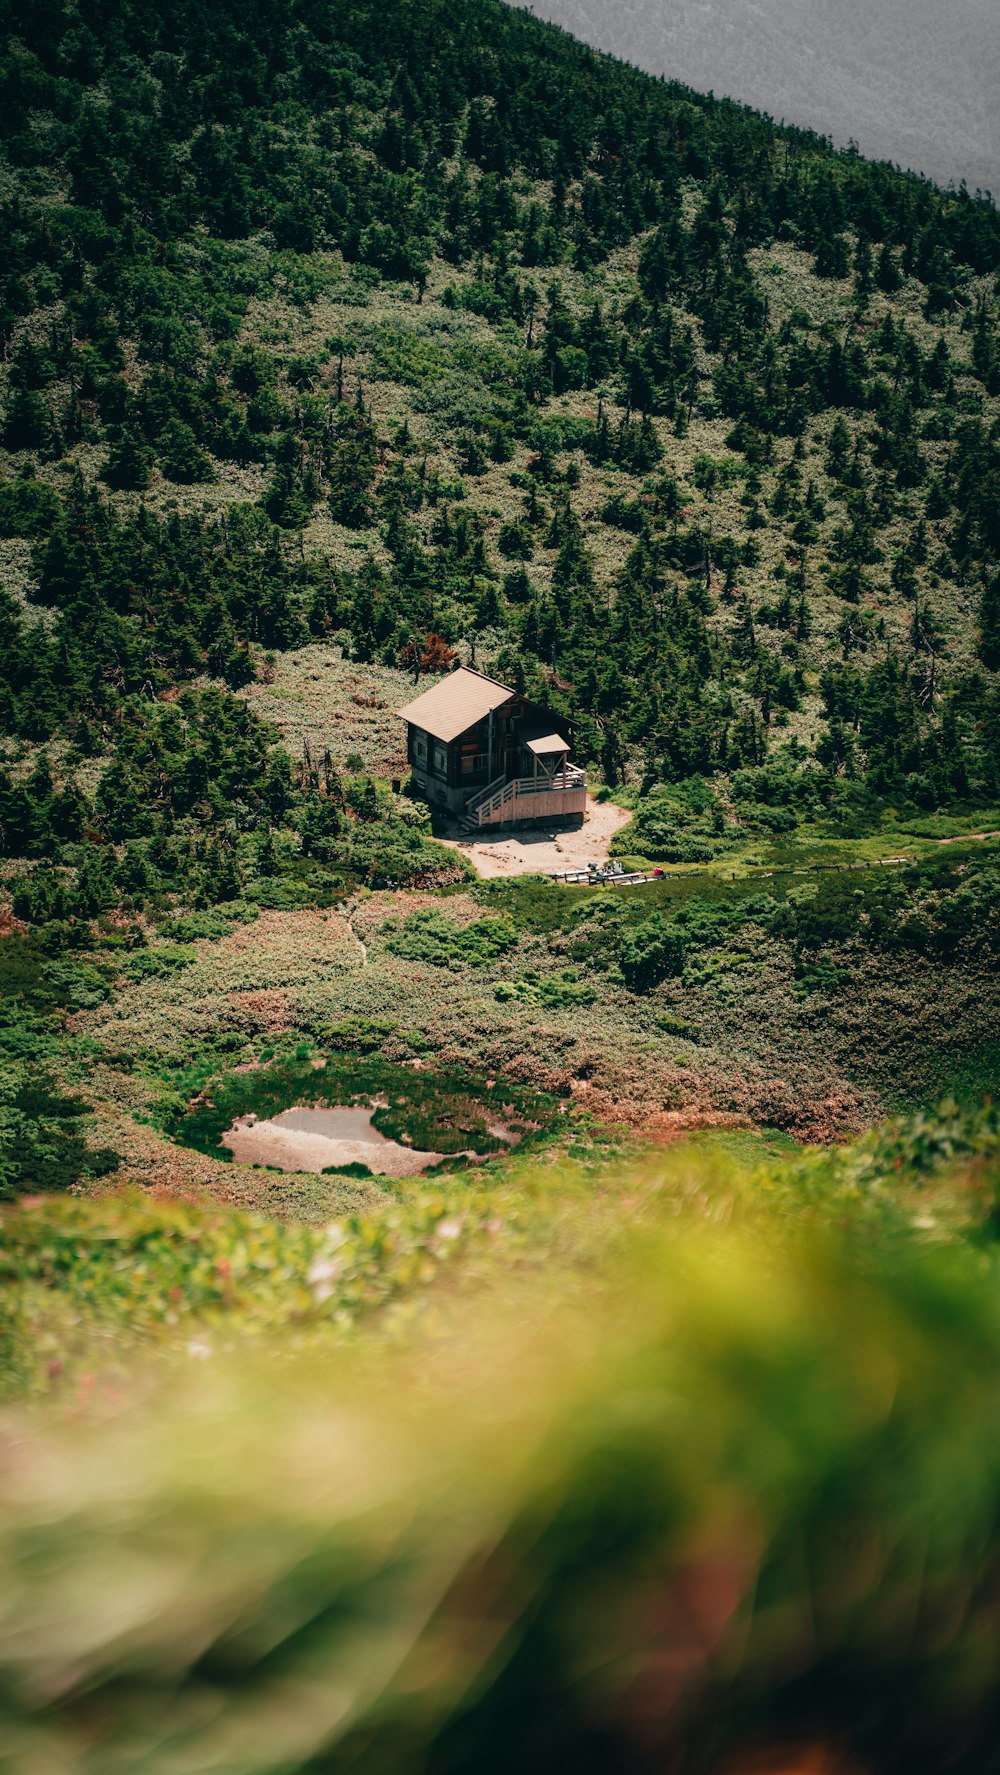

397,668,516,744
525,733,569,755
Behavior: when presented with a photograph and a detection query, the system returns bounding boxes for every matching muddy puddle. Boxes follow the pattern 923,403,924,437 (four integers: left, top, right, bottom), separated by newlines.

222,1104,462,1176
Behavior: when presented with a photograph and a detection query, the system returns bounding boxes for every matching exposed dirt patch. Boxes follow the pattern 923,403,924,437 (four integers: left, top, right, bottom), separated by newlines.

441,794,632,879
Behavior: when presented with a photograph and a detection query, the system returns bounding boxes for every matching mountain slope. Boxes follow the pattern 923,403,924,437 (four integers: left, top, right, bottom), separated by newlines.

0,0,1000,1169
519,0,1000,195
1,0,998,814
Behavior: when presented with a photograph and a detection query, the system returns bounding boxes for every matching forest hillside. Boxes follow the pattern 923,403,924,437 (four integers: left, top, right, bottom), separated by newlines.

2,0,1000,1189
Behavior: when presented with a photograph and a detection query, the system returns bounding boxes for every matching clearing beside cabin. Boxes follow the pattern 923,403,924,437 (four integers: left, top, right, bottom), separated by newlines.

442,793,632,878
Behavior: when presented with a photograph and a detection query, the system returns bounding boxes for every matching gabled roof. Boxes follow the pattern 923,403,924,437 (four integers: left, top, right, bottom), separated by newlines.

397,667,516,744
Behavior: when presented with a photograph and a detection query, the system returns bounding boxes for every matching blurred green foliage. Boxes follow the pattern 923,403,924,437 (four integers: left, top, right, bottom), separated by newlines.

3,1128,1000,1769
0,1186,504,1398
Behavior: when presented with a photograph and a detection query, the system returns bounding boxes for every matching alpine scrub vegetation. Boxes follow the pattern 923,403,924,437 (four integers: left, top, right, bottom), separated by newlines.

383,907,520,968
0,0,996,1159
0,0,997,972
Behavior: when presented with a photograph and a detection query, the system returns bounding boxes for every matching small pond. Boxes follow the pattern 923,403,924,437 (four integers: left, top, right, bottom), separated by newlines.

168,1055,551,1178
223,1104,460,1177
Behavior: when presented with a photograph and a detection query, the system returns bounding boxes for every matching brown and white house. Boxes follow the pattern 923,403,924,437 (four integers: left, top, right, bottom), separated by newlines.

398,666,587,830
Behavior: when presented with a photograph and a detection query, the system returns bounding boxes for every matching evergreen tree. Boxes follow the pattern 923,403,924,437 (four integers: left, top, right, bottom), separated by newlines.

159,420,214,484
103,428,153,490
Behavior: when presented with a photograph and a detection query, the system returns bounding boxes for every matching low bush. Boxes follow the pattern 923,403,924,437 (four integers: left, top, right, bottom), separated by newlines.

495,969,596,1009
161,909,244,942
345,827,466,889
121,943,198,980
0,474,61,538
625,817,718,862
610,780,729,864
619,912,688,992
319,1016,400,1054
654,1010,698,1040
0,936,109,1019
384,909,518,968
739,802,799,836
0,1064,117,1200
244,875,344,909
851,1097,1000,1184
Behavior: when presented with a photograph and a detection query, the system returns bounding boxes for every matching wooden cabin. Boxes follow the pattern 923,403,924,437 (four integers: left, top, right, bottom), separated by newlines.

398,667,587,830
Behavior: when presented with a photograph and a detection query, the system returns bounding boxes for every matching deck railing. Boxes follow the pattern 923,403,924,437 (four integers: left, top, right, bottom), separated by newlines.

469,765,586,827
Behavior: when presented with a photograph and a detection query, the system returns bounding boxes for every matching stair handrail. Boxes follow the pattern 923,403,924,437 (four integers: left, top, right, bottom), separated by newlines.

466,772,507,815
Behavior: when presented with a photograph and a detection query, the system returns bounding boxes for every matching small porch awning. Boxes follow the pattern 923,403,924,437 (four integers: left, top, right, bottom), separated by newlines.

525,733,569,756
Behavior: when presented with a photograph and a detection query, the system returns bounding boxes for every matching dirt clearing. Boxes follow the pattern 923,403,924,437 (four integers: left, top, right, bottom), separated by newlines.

442,794,632,879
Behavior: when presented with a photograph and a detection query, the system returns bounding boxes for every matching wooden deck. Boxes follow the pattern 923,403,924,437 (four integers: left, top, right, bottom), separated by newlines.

467,767,587,828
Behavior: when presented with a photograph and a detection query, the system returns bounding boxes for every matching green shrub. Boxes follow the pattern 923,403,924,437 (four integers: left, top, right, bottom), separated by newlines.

0,938,109,1018
0,474,61,538
244,875,342,909
740,802,799,836
495,969,596,1008
611,782,727,863
384,909,518,968
654,1010,697,1040
852,1098,1000,1182
0,1064,118,1200
619,912,687,992
345,828,464,889
121,943,198,980
159,910,238,942
793,955,854,997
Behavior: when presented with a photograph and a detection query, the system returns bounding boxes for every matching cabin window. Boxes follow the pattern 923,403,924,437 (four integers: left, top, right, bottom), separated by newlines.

413,732,427,762
460,750,489,776
432,744,447,775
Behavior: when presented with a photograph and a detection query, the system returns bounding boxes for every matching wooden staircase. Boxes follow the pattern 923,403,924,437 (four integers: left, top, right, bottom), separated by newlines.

458,773,506,833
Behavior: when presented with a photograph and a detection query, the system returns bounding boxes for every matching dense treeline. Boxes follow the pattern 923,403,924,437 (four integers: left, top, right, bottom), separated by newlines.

4,0,999,269
1,0,1000,925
